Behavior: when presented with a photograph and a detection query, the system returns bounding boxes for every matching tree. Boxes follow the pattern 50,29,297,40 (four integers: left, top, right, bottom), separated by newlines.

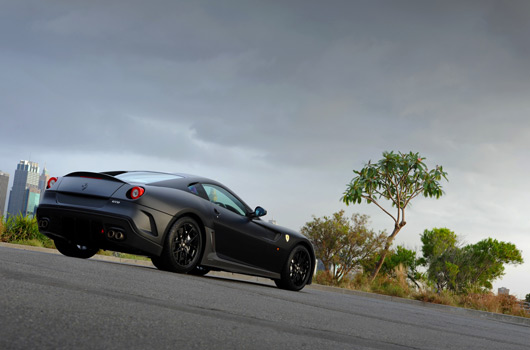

342,151,448,280
380,245,423,288
420,228,524,293
420,228,461,291
459,238,523,290
526,294,530,303
301,210,385,284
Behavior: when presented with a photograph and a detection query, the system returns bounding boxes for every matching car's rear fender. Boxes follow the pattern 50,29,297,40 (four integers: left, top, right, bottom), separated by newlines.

148,197,213,259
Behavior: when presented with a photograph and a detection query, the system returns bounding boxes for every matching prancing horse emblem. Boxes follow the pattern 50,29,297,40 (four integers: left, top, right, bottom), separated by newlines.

81,183,88,191
285,234,290,242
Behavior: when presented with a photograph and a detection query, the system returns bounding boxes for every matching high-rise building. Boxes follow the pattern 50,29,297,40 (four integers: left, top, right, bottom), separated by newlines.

0,171,9,216
24,186,41,217
7,160,40,217
38,167,50,201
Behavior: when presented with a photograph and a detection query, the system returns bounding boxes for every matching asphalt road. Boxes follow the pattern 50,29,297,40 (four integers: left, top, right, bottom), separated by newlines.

1,246,529,350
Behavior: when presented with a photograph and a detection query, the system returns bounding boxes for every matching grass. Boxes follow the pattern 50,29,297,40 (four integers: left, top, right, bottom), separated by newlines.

97,250,150,261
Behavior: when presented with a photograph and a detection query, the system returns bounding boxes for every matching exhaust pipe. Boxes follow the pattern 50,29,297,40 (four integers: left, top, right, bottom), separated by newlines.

107,230,115,239
38,218,50,229
106,229,125,241
114,231,125,241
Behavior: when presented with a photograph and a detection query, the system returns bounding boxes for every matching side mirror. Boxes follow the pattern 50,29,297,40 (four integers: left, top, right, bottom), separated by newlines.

249,206,267,218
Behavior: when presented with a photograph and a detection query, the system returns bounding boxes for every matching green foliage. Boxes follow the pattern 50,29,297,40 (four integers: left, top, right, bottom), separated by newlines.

342,151,448,209
460,238,523,290
341,151,448,279
420,228,523,293
0,214,54,248
380,245,423,287
419,227,460,290
370,275,409,298
420,227,458,261
526,294,530,303
301,210,386,284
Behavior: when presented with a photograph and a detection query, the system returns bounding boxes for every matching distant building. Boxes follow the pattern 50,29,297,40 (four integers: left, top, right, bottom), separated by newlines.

268,219,277,225
38,167,50,202
24,186,41,217
498,287,510,295
0,171,9,216
7,160,40,217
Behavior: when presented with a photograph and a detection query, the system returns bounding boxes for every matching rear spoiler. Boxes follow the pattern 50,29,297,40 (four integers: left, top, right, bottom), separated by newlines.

64,171,126,183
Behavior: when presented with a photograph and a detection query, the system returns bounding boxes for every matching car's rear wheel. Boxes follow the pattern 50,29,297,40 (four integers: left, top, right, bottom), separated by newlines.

150,256,168,271
275,245,312,291
54,239,99,259
160,217,204,273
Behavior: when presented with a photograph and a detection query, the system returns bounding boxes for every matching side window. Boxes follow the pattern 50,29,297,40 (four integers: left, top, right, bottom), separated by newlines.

188,184,200,195
187,183,208,200
202,184,247,216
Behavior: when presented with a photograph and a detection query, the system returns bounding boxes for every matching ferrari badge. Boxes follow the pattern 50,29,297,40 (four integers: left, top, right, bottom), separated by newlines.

285,234,290,242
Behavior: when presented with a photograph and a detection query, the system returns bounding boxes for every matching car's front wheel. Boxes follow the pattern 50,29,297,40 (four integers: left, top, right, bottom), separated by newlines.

54,239,99,259
159,217,204,273
275,245,312,291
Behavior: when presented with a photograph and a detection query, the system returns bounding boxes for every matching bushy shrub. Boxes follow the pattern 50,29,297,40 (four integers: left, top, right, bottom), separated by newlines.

461,293,526,316
413,290,458,306
369,274,409,298
0,216,4,236
0,214,54,248
314,270,351,288
348,269,411,298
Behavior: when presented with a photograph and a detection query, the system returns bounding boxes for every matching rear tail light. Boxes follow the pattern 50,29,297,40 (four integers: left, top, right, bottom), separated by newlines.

47,177,58,189
128,186,145,200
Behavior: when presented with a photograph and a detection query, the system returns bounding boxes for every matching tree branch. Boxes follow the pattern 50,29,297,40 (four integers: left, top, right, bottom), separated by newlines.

363,195,397,223
403,186,424,208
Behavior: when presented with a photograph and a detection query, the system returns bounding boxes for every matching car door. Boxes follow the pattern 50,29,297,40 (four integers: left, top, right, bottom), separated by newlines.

201,183,282,272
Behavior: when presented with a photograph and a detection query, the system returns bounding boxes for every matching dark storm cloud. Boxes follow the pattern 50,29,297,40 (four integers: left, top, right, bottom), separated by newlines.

1,0,530,173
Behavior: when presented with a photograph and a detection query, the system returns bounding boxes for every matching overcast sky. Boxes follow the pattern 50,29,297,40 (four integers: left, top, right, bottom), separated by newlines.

1,0,529,297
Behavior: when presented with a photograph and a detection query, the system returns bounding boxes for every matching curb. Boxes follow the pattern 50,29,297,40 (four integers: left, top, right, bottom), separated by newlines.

2,242,529,327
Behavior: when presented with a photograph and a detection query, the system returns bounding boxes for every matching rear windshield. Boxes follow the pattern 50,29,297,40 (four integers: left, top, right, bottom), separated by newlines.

114,172,183,184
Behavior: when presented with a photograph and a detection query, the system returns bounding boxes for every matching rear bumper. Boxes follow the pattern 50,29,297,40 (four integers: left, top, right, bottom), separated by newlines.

36,204,167,257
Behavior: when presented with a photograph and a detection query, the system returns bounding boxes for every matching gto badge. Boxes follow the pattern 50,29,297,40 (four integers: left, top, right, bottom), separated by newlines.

81,183,88,191
285,234,290,242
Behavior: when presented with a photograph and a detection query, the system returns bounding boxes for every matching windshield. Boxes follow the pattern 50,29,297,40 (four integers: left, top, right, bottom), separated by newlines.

114,172,183,184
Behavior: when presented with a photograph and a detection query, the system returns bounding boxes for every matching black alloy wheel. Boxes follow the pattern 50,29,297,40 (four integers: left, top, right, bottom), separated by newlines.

275,245,312,291
160,217,204,273
54,239,99,259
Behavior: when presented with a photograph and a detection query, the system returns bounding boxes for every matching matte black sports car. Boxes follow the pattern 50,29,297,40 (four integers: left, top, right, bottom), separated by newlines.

36,171,314,291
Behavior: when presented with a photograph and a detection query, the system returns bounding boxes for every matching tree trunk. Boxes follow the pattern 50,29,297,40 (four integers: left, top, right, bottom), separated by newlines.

370,225,403,281
370,246,390,281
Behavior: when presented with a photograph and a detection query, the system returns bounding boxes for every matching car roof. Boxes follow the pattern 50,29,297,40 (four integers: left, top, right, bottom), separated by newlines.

102,170,223,187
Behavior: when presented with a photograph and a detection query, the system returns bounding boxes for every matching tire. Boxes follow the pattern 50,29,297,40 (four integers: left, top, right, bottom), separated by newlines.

159,217,204,274
188,265,210,276
54,239,99,259
151,256,168,271
275,245,312,291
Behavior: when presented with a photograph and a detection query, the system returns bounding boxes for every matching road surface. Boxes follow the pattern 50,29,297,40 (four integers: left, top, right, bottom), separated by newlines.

1,246,528,349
